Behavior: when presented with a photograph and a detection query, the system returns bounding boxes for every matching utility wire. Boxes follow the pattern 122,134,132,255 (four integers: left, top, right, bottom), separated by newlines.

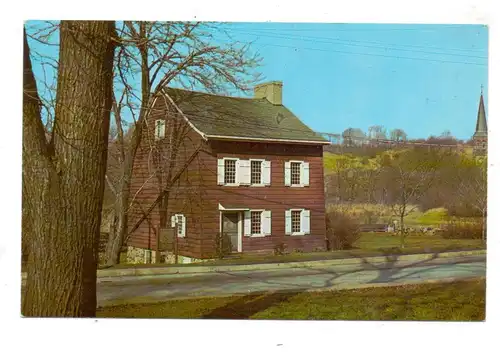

222,27,486,53
221,28,488,59
211,28,487,66
221,24,473,33
243,41,487,66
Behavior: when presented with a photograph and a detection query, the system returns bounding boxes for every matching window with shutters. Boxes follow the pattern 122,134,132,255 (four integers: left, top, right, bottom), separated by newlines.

251,211,262,235
291,210,301,233
286,208,310,236
285,160,309,187
176,215,183,236
173,214,186,238
218,158,270,186
245,209,271,237
290,162,301,185
251,160,262,184
155,119,166,140
224,159,237,184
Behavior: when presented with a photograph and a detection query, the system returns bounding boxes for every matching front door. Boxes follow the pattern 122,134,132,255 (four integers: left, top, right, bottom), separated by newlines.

222,212,240,252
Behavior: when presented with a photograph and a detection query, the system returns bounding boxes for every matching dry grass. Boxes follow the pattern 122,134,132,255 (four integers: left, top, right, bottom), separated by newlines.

98,278,485,320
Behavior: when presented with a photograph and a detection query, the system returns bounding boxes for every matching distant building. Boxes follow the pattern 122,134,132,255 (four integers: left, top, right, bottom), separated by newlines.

473,86,488,156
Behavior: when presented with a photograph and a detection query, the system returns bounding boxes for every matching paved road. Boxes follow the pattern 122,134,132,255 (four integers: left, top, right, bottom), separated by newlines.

97,254,485,307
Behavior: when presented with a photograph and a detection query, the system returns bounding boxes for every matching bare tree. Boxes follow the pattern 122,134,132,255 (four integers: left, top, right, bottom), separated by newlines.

381,149,442,248
25,21,262,266
103,22,262,265
390,128,407,142
22,21,115,316
368,125,387,140
439,130,453,139
456,157,487,242
342,127,367,146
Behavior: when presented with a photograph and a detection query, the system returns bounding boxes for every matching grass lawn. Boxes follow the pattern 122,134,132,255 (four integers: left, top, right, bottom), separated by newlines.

104,233,485,270
356,233,484,252
97,278,485,320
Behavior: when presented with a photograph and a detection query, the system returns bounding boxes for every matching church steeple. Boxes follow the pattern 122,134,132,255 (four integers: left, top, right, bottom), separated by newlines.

473,85,487,156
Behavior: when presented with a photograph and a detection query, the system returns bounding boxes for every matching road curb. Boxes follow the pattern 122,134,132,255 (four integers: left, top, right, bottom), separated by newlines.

21,249,486,281
97,249,486,277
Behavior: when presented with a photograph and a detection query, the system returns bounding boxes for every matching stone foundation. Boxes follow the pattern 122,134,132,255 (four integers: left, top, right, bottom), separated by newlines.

126,246,213,264
126,246,156,264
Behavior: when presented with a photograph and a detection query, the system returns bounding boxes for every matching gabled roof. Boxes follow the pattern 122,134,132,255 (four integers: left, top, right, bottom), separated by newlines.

474,92,488,139
163,87,329,145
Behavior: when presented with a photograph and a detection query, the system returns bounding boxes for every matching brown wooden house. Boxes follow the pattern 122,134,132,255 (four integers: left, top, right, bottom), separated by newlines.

126,81,330,263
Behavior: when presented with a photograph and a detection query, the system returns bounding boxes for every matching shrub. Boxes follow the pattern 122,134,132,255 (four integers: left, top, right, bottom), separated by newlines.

447,203,483,218
325,210,361,250
273,243,287,256
215,232,232,259
440,219,486,240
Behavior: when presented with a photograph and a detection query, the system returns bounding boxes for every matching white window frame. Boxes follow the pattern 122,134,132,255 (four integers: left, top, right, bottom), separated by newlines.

155,119,166,141
249,158,266,187
244,209,271,237
285,160,310,187
222,157,240,186
286,208,310,236
218,158,271,187
250,209,264,236
171,213,186,238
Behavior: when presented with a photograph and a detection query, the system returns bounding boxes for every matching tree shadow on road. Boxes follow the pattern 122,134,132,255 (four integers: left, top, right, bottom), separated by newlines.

201,250,484,320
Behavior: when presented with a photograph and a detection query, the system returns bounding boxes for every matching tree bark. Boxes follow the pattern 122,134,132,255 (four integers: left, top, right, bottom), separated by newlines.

22,21,115,317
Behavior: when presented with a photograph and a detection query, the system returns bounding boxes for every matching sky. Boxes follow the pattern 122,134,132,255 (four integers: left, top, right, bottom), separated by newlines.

27,22,488,141
216,23,488,141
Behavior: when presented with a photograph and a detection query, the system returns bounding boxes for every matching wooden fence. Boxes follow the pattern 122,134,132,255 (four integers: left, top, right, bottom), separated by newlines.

358,224,388,232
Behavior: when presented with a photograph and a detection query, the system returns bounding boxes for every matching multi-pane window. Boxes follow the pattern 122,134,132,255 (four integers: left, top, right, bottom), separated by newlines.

224,159,237,184
291,210,301,233
251,211,262,234
251,160,262,184
290,162,301,185
173,214,185,238
176,215,183,237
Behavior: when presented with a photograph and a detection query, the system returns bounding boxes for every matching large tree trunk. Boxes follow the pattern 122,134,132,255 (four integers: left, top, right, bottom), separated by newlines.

22,21,115,317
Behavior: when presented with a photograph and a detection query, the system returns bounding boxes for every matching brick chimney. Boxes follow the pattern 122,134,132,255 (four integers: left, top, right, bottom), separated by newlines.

254,81,283,105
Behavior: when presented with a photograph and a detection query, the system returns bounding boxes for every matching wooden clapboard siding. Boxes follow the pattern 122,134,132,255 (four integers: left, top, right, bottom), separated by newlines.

206,140,326,255
128,94,327,259
127,92,216,259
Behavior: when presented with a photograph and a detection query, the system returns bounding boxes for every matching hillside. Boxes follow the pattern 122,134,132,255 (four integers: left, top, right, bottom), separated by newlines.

323,146,475,173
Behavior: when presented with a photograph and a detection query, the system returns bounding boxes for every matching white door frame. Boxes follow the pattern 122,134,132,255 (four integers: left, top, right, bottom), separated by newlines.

219,211,243,253
237,212,243,253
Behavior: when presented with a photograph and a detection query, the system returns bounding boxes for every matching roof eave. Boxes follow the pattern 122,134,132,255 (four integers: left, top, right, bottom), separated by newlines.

205,134,331,145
